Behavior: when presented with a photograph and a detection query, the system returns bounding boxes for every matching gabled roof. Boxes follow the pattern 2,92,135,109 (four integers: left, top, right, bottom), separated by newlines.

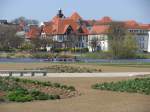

99,16,112,23
80,26,89,34
42,24,53,35
124,20,149,30
55,18,79,34
63,25,73,34
70,12,82,21
26,25,41,39
42,16,89,35
90,25,109,34
26,10,150,39
125,20,138,26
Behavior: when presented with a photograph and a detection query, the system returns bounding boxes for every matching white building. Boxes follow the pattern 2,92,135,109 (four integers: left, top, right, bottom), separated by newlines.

88,25,109,52
26,10,150,53
148,31,150,52
125,21,150,52
88,21,150,53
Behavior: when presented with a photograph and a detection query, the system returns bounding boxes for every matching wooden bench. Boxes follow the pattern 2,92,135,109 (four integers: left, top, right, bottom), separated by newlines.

0,70,47,77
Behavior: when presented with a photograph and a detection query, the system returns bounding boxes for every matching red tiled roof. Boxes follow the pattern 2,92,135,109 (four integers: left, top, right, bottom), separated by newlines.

99,16,112,23
83,20,98,26
90,25,109,34
26,11,150,39
42,24,53,35
55,18,79,34
124,20,150,30
139,24,150,30
26,25,41,39
124,20,138,28
70,12,82,21
81,26,89,34
42,17,88,35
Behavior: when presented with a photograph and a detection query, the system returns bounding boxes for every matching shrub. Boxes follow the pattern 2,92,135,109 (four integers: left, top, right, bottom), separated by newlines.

0,77,74,102
30,90,41,97
7,89,60,102
53,83,61,88
67,86,76,91
15,95,33,102
60,85,68,89
31,53,54,58
49,94,60,100
92,78,150,95
0,97,5,102
41,81,52,86
29,89,60,100
35,93,49,100
7,89,33,102
57,54,74,58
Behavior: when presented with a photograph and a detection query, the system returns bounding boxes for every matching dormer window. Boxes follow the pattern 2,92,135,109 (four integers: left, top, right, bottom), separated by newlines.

77,27,84,33
65,25,73,35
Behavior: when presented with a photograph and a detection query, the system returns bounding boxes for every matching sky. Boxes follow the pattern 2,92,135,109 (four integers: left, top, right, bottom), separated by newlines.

0,0,150,23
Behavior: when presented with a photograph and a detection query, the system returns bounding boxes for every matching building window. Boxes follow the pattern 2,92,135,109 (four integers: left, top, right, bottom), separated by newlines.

140,37,144,41
140,43,144,49
58,36,63,41
82,43,84,47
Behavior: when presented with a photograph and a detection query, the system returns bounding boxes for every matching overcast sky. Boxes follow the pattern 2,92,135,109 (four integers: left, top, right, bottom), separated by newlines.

0,0,150,23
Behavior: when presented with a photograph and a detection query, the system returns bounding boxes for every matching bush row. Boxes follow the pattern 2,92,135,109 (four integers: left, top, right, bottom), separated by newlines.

11,77,76,91
37,65,101,73
51,48,89,53
0,52,76,59
92,78,150,95
7,88,60,102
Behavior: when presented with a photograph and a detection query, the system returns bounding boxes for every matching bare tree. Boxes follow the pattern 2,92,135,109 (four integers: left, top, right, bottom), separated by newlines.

0,24,24,51
90,37,98,52
107,22,127,58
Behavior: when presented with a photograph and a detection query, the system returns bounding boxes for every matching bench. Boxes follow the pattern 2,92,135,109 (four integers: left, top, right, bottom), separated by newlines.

0,70,47,77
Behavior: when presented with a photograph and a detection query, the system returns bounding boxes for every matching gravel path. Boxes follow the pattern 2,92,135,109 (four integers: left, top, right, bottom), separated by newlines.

0,72,150,77
0,77,150,112
46,72,150,77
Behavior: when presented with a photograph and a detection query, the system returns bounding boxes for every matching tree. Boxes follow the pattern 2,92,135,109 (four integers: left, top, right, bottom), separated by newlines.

90,37,98,52
108,22,138,59
0,24,24,51
121,33,137,58
30,38,43,51
30,37,53,51
11,17,39,25
108,22,127,58
20,41,34,51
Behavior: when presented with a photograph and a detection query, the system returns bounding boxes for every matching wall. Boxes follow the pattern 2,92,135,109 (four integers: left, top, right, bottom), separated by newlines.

148,31,150,52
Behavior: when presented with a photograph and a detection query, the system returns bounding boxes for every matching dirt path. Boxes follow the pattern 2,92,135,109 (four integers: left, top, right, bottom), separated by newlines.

0,63,150,72
0,77,150,112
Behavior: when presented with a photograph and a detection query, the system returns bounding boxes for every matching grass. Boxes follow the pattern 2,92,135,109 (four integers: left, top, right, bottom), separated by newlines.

0,52,75,59
79,52,150,59
92,77,150,95
79,51,112,59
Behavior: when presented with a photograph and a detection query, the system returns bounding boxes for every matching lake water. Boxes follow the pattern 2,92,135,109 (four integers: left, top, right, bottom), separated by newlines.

82,58,150,63
0,58,150,64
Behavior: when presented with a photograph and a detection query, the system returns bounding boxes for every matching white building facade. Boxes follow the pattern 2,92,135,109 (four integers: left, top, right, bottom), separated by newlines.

88,34,108,52
148,31,150,52
128,29,150,52
87,24,150,53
